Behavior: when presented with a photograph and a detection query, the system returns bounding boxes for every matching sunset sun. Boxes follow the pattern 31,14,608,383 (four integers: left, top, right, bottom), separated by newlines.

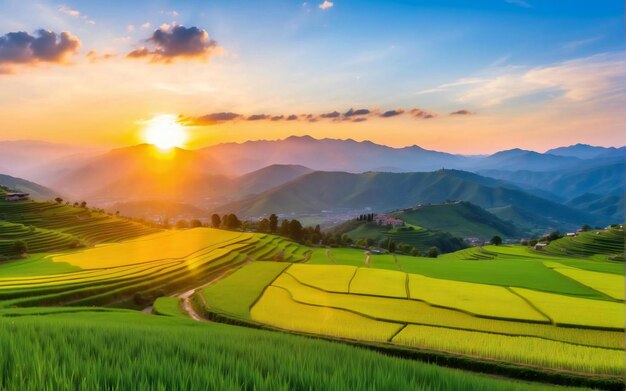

143,115,187,150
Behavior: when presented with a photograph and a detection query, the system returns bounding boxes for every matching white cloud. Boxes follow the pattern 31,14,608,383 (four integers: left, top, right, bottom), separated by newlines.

141,22,151,29
319,1,334,10
58,4,80,17
127,24,135,32
424,53,626,106
504,0,531,8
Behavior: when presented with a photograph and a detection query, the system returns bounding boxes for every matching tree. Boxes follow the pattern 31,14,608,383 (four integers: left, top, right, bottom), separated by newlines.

580,224,591,232
410,248,420,257
190,219,203,228
279,219,290,236
12,240,27,256
176,220,189,229
269,214,278,233
388,240,396,253
54,197,63,204
211,214,221,228
426,246,439,258
226,214,241,229
490,235,503,246
258,218,270,233
79,201,87,208
289,219,304,242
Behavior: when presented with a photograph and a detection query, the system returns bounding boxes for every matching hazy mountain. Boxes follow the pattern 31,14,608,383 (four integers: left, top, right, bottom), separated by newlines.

233,164,314,196
546,144,625,160
0,140,100,180
219,169,597,230
472,149,582,172
565,194,624,223
51,144,227,203
201,135,470,174
479,162,624,200
0,173,60,200
109,200,210,220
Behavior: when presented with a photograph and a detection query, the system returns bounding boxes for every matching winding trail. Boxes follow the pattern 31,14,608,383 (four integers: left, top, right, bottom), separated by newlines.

175,258,253,321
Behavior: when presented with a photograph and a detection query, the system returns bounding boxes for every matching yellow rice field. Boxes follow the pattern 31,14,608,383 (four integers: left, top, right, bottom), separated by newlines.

546,263,625,300
349,268,407,298
53,228,252,268
407,274,548,322
271,273,623,349
286,264,356,293
250,285,402,342
511,287,625,329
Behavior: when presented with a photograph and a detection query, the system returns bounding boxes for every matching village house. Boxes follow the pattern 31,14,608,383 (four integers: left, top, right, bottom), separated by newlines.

534,242,548,250
4,193,30,202
373,214,404,227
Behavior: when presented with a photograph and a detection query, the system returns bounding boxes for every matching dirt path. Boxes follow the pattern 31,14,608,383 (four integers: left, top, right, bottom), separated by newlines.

175,258,253,321
325,247,336,264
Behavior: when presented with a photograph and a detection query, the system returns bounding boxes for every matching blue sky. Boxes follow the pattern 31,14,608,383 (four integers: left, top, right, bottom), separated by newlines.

0,0,624,152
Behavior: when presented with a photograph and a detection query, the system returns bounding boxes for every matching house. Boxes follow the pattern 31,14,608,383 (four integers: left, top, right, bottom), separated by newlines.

534,242,548,250
4,193,30,202
566,232,577,237
373,214,404,227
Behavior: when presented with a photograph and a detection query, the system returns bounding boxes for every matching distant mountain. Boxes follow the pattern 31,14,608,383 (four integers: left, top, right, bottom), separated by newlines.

219,169,597,230
50,144,228,204
201,135,470,174
0,140,100,180
109,200,209,220
0,173,60,200
233,164,314,196
479,162,624,200
546,144,625,160
390,202,519,238
473,149,582,172
565,194,624,223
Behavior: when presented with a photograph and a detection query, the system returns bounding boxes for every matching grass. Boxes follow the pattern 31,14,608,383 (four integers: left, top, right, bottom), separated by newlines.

0,310,573,391
152,297,187,318
198,261,289,319
511,288,624,330
544,228,624,261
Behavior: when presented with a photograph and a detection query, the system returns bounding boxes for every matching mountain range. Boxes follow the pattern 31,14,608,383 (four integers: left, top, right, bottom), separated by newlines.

0,137,622,233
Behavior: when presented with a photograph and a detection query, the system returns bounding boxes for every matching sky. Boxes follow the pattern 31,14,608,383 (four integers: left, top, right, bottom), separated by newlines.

0,0,624,153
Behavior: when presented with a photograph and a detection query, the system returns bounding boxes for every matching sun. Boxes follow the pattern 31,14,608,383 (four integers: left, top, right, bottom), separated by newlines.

143,114,188,150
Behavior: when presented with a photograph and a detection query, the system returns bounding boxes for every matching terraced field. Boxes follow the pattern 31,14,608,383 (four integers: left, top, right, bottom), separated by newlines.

0,228,309,308
0,200,160,250
544,227,625,261
199,236,625,386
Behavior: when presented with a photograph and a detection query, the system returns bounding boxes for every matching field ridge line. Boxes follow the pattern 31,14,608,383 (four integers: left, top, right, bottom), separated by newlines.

506,287,553,324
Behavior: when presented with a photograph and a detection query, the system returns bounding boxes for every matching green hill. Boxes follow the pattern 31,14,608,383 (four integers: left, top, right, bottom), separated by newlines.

390,202,518,239
221,169,597,231
0,174,59,200
333,220,467,254
544,226,625,261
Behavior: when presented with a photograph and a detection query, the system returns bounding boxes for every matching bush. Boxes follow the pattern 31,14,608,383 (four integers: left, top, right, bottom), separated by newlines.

426,247,439,258
12,240,28,256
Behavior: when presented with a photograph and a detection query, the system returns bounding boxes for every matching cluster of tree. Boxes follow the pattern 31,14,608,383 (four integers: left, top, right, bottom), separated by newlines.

520,230,563,247
357,213,376,222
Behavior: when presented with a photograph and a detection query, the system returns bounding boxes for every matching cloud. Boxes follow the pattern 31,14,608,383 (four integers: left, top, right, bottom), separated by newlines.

320,111,341,118
86,50,116,63
409,108,436,119
247,114,269,121
381,109,404,117
141,23,151,30
180,112,242,125
504,0,531,8
271,115,284,121
0,29,81,72
58,4,80,17
344,108,370,117
319,1,334,10
562,36,602,52
286,114,298,120
127,24,220,62
450,109,473,115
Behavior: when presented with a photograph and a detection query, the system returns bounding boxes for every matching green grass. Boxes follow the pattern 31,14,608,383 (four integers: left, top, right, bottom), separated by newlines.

0,310,574,391
0,253,80,276
153,297,187,318
197,262,289,319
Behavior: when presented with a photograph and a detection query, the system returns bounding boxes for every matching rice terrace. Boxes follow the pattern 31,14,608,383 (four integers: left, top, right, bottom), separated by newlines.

1,1,625,390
